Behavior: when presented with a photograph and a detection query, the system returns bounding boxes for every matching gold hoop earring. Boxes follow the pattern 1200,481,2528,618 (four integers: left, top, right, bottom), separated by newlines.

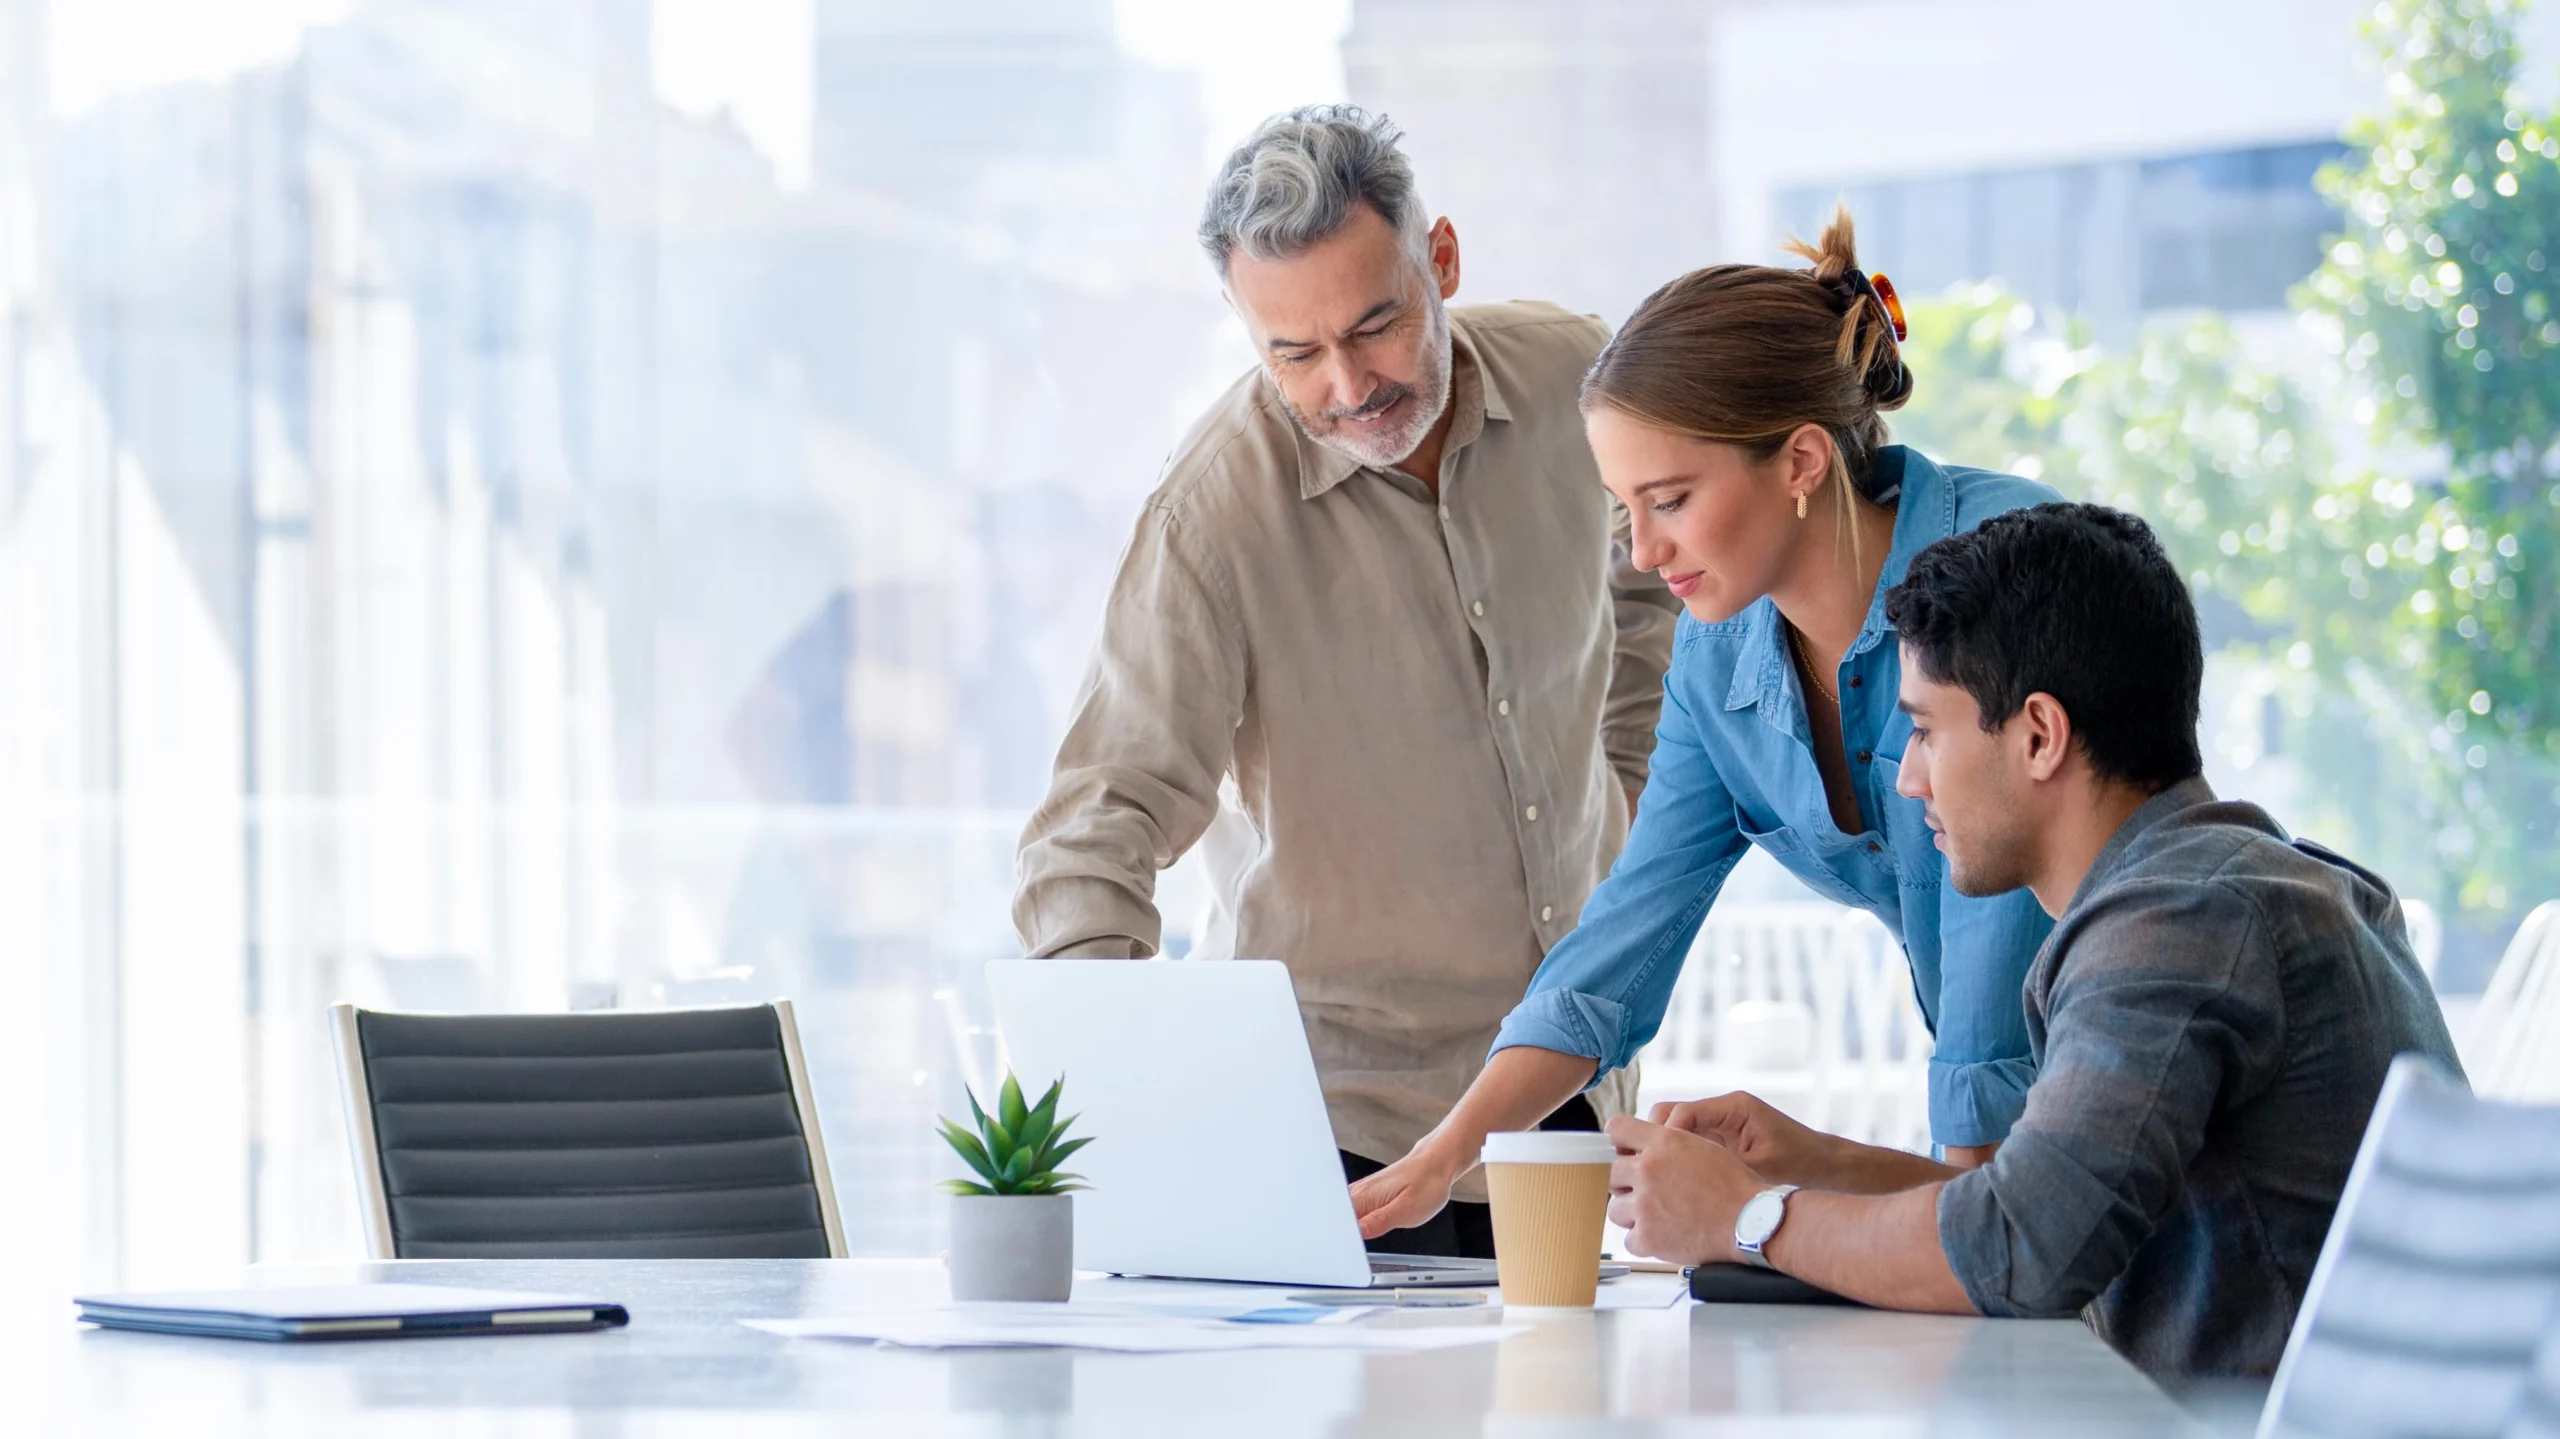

1796,493,1808,520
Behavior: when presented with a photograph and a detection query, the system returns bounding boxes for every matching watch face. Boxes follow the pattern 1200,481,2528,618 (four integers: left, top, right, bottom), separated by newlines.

1736,1190,1786,1246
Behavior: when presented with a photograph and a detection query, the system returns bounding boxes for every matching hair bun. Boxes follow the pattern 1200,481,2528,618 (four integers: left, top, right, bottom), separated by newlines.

1586,200,1908,505
1781,204,1859,284
1868,355,1914,410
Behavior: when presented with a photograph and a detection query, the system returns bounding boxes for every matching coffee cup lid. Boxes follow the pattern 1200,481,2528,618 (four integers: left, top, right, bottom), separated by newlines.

1481,1131,1617,1165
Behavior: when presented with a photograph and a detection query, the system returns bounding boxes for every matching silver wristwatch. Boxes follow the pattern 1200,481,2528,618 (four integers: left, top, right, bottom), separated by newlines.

1733,1184,1799,1269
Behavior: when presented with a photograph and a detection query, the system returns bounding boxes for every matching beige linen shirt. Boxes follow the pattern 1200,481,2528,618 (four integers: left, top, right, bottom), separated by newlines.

1014,301,1679,1194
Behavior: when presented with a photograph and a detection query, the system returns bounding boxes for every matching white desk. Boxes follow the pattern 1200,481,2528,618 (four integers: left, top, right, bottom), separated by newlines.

26,1257,2232,1435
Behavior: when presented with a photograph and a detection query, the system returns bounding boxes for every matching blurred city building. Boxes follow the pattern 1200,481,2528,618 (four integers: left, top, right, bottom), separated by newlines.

0,0,1222,1290
1344,0,1717,324
1721,0,2560,338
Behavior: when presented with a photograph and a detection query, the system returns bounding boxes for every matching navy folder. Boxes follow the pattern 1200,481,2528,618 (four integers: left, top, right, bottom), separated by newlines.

73,1284,630,1341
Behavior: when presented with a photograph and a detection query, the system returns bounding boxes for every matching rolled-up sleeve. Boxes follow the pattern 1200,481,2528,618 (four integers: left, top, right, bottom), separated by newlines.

1603,502,1681,791
1936,882,2273,1316
1013,502,1246,960
1925,886,2054,1147
1493,648,1749,1074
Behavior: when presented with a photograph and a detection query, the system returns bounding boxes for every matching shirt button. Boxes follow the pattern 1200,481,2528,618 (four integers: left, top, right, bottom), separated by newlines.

1497,699,1511,716
1525,805,1540,822
1848,675,1863,688
1867,842,1882,854
1856,750,1872,763
1472,600,1485,618
1540,905,1554,923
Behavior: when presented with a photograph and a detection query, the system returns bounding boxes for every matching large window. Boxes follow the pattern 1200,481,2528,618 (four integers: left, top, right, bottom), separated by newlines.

0,0,1301,1297
1776,141,2350,344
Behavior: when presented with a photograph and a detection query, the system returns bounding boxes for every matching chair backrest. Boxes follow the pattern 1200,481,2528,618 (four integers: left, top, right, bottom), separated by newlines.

1709,904,1822,1016
1637,902,1932,1150
330,1000,847,1260
2469,901,2560,1101
2402,897,2444,987
1649,903,1836,1068
1823,908,1935,1154
2507,1320,2560,1439
2259,1057,2560,1439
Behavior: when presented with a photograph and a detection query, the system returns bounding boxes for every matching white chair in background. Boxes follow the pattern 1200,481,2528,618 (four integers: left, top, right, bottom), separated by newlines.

1635,902,1932,1151
1707,904,1826,1115
2465,901,2560,1102
2258,1057,2560,1439
2509,1321,2560,1439
1817,909,1935,1155
2402,896,2443,988
1641,903,1826,1123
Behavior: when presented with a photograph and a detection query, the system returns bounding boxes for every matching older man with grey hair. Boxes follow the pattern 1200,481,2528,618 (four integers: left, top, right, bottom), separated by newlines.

1013,105,1678,1259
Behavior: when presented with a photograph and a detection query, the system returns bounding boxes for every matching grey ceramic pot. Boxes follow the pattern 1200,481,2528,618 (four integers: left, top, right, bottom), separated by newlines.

948,1194,1074,1302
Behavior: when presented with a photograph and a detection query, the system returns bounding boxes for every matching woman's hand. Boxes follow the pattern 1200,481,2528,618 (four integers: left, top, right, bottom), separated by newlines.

1648,1091,1844,1189
1349,1139,1466,1239
1349,1046,1603,1238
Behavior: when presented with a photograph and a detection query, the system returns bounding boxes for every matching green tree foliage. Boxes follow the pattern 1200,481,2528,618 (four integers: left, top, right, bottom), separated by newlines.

1886,0,2560,925
2302,0,2560,763
1891,292,2502,915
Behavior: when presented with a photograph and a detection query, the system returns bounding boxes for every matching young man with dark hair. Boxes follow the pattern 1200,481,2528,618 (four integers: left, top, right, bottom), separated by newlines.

1603,502,2460,1379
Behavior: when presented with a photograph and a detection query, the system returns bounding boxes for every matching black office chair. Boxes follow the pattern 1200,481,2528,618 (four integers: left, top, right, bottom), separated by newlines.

329,1001,847,1259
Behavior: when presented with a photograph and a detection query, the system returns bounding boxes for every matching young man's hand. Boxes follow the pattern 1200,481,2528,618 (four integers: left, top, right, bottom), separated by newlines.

1655,1091,1972,1196
1648,1091,1843,1189
1604,1115,1762,1265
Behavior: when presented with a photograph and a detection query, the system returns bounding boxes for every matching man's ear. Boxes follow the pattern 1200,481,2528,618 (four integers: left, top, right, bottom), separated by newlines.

2017,692,2074,783
1428,217,1461,300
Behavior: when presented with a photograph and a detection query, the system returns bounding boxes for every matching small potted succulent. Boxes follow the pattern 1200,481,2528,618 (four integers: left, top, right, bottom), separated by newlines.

938,1073,1090,1302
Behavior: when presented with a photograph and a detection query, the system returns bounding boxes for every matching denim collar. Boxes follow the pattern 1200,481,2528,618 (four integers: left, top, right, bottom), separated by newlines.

1724,445,1950,712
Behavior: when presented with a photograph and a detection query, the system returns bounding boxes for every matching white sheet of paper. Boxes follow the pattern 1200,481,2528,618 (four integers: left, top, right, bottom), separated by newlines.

745,1303,1520,1354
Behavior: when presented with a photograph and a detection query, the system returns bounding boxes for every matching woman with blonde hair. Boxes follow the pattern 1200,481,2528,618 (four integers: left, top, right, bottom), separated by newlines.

1355,209,2063,1238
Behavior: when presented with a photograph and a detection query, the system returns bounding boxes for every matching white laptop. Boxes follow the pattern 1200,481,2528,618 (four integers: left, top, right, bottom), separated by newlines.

985,959,1500,1288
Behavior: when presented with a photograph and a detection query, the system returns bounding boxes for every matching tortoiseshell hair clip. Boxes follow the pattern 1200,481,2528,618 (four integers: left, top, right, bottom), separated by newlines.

1844,270,1908,343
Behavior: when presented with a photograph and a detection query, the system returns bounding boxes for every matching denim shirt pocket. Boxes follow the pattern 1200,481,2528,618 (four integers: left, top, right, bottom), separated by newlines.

1865,730,1941,895
1735,812,1870,908
1869,792,1937,892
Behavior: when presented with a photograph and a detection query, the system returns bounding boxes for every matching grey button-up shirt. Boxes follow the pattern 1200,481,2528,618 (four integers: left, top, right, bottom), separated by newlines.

1014,302,1679,1188
1937,777,2462,1379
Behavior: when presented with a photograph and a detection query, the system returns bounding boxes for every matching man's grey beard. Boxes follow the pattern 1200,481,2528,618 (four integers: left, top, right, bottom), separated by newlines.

1280,300,1454,470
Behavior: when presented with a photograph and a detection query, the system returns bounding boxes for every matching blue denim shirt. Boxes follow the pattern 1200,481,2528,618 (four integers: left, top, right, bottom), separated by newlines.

1492,447,2060,1147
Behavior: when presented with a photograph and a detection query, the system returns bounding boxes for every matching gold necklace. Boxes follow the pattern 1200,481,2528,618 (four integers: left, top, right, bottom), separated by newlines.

1787,622,1838,707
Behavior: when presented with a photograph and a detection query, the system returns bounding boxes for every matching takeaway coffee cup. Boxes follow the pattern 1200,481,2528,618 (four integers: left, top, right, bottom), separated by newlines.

1482,1130,1617,1308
